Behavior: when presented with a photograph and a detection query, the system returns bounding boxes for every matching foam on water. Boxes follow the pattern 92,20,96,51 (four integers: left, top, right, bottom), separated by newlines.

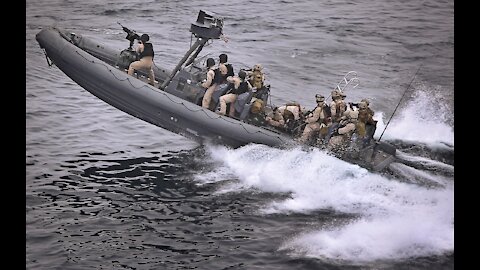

374,87,454,148
197,143,453,263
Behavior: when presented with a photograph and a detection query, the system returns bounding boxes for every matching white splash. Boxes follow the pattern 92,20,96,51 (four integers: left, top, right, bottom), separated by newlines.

199,143,454,263
373,88,454,148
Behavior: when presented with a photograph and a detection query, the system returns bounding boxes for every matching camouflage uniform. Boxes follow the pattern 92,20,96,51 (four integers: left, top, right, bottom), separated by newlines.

249,64,265,89
299,95,327,143
266,109,285,128
356,101,375,138
202,64,227,109
327,110,358,151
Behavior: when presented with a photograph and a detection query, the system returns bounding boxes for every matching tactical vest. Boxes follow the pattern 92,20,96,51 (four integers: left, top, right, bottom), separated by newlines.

139,43,154,58
212,68,225,84
232,81,248,95
225,63,234,77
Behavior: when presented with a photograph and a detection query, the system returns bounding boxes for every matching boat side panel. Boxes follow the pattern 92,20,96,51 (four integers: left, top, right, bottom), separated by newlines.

65,29,172,89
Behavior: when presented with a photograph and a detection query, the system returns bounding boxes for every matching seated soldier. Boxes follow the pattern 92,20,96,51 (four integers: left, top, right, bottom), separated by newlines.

246,99,267,126
265,107,285,129
202,64,228,110
327,109,359,151
218,70,251,117
282,110,297,134
361,98,374,116
274,102,303,134
356,99,377,146
299,94,329,144
277,101,303,121
325,90,347,142
248,64,265,90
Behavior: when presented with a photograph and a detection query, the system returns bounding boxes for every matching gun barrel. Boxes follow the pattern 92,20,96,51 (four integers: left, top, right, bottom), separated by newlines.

118,22,134,34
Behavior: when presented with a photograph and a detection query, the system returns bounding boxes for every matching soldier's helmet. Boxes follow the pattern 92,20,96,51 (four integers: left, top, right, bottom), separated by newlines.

315,94,325,103
253,64,263,71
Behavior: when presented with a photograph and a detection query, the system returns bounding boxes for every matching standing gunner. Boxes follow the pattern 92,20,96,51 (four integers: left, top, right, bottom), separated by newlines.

127,34,155,86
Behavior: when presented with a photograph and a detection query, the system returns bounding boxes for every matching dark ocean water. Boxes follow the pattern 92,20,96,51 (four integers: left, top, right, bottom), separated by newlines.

26,0,454,269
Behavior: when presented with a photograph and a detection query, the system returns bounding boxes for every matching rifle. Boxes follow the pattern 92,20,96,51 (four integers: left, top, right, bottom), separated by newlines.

348,102,359,111
117,22,140,50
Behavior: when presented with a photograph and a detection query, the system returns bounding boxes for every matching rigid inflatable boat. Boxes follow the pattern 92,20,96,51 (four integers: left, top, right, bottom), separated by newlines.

35,10,396,172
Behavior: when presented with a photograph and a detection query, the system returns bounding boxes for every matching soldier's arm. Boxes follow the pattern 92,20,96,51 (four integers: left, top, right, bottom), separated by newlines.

202,70,214,88
338,123,355,135
306,107,320,123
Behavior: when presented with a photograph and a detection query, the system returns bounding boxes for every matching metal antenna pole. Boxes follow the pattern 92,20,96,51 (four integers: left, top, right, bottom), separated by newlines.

159,38,208,90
